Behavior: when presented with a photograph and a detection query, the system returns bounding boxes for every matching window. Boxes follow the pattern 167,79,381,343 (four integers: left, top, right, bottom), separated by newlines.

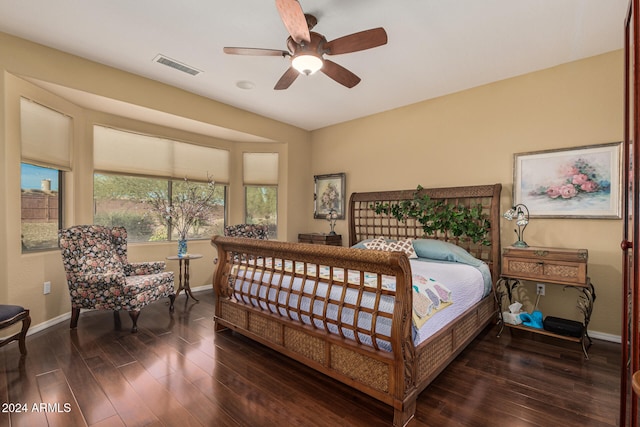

94,173,226,243
245,186,277,238
169,178,226,240
21,163,62,252
243,152,278,238
93,126,230,242
19,97,71,252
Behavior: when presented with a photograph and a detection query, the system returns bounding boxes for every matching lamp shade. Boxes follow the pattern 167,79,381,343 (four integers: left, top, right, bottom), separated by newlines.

292,54,323,75
503,203,530,248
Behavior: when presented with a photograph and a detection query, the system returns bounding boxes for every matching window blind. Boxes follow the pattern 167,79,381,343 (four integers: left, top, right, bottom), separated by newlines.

243,152,279,185
93,125,229,183
20,97,72,170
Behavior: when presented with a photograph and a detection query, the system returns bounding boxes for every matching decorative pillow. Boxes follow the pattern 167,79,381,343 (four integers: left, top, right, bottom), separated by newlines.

363,237,389,251
352,237,393,249
387,238,418,259
363,237,418,259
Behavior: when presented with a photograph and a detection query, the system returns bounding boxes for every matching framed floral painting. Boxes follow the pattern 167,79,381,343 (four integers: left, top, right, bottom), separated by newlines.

314,173,346,219
513,142,622,218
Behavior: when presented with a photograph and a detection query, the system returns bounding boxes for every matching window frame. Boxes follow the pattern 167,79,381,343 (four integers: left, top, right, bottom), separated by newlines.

93,172,227,243
20,162,64,253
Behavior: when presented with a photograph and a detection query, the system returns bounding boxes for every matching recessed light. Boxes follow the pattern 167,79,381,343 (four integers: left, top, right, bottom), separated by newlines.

236,80,255,90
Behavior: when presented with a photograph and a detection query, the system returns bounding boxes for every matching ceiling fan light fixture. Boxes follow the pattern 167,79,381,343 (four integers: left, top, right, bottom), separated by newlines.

292,53,323,75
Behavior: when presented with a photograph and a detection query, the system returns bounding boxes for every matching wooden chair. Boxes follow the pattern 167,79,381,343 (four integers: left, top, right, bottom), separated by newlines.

0,305,30,355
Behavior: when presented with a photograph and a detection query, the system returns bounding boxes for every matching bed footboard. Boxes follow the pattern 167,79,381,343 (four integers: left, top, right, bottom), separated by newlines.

211,236,418,424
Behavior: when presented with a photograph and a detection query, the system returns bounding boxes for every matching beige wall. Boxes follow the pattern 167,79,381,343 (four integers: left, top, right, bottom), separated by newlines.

0,30,625,338
0,32,311,332
309,50,624,337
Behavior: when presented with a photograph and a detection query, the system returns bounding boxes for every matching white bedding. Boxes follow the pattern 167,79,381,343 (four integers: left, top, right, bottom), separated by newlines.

409,259,484,345
230,257,486,352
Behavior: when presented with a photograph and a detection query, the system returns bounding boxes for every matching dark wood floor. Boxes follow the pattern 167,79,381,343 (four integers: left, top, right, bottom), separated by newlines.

0,290,621,427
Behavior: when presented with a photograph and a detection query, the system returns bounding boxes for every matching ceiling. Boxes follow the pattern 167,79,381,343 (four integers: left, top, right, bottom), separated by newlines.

0,0,630,139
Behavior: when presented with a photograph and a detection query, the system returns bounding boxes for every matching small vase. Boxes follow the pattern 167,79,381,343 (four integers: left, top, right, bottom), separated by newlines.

177,239,188,257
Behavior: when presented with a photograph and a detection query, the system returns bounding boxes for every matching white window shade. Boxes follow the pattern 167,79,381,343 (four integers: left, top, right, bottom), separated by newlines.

243,152,279,185
94,125,229,183
20,97,72,170
94,126,173,177
173,142,229,183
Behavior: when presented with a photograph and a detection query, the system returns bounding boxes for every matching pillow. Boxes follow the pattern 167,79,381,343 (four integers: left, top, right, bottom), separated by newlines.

412,238,479,265
351,239,372,249
412,238,493,297
387,239,418,259
363,237,389,251
351,237,392,249
363,237,418,259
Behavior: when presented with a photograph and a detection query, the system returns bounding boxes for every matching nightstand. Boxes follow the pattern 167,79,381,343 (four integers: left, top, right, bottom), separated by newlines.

496,246,595,359
298,233,342,246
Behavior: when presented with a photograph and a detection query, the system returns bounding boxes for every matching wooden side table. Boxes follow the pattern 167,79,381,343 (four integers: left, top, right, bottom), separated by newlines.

496,246,595,359
166,254,203,303
298,233,342,246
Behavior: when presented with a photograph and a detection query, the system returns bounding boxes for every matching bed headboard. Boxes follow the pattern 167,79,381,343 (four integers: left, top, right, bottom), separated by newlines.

349,183,502,284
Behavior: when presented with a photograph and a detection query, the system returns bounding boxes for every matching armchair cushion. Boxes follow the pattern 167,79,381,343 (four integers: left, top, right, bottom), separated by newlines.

125,261,167,276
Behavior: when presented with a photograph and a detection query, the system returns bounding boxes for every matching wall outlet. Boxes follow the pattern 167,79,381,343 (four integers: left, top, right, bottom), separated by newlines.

536,283,545,296
43,281,51,295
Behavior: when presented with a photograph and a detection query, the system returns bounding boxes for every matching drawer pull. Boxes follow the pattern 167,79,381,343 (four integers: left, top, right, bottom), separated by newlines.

534,250,549,257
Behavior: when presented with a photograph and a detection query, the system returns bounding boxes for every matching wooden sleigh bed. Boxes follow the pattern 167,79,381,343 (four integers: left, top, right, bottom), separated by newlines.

211,183,502,426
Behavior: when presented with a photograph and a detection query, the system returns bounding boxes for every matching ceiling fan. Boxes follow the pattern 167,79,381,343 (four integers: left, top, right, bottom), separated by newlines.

223,0,388,90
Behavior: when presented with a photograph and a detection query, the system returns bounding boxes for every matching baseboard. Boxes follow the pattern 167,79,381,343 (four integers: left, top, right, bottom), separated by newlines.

589,330,621,344
27,311,72,337
190,284,212,293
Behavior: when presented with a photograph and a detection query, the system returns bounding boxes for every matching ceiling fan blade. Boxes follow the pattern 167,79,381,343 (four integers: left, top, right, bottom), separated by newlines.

223,47,289,57
324,28,388,55
274,67,300,90
275,0,310,44
320,59,361,88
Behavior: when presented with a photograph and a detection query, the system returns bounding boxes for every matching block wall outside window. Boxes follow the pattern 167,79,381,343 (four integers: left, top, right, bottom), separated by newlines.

21,163,62,252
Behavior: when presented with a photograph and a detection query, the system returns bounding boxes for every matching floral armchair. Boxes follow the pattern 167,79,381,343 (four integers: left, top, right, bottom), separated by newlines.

224,224,269,240
58,225,175,333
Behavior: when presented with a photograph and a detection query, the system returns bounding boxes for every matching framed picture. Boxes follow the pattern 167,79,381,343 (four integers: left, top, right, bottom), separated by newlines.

314,173,346,219
513,142,622,218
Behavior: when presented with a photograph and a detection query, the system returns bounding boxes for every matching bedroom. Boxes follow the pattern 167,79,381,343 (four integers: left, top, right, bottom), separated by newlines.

0,1,630,425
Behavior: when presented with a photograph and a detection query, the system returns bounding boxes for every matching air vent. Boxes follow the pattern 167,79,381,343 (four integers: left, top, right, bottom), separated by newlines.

153,54,202,76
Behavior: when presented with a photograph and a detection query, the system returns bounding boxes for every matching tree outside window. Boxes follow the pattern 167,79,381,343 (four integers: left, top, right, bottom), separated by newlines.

245,185,277,238
94,173,225,242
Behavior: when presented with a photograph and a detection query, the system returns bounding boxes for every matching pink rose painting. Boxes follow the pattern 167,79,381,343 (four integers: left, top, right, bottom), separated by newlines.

515,144,620,217
529,158,608,201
